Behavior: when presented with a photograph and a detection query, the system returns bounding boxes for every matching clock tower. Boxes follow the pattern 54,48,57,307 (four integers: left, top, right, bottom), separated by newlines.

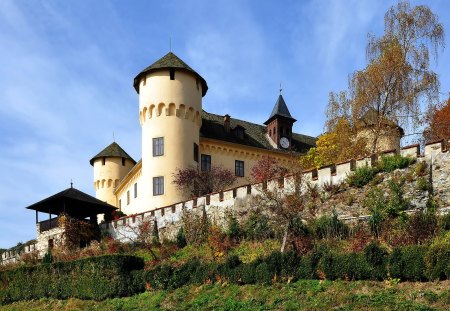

264,93,296,149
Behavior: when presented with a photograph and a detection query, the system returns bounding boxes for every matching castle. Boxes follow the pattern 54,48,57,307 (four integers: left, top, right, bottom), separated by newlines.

2,51,414,264
90,52,316,215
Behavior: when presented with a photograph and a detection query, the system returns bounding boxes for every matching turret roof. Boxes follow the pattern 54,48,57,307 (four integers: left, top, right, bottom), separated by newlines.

133,52,208,96
89,142,136,166
264,94,296,125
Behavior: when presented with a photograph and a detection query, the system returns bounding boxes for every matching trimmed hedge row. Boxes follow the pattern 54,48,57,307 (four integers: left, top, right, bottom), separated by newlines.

0,254,145,305
144,243,449,290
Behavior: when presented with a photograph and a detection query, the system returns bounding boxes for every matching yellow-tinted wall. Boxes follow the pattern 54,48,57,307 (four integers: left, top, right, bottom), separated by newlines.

138,70,203,210
93,157,135,206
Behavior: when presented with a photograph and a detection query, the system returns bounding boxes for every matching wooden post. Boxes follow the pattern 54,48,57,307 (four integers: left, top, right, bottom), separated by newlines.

35,210,38,224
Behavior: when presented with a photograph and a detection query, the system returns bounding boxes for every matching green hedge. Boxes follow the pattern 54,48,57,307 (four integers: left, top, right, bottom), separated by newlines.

0,254,145,305
144,244,448,289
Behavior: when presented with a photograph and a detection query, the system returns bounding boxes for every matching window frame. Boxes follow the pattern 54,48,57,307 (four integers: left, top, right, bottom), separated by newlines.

201,154,211,171
152,137,164,157
134,183,137,198
235,160,244,177
153,176,164,196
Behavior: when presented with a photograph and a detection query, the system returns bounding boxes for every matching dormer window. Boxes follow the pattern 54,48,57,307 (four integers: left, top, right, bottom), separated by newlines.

233,126,245,140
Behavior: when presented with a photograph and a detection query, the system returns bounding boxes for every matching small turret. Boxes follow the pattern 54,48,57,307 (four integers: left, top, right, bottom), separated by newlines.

90,142,136,206
264,94,296,149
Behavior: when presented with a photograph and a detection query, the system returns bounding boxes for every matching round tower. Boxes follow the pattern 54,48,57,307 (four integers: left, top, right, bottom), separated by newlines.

90,142,136,207
134,52,208,210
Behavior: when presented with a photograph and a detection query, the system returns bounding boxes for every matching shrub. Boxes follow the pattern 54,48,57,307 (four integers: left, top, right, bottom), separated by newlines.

424,233,450,280
405,210,438,244
226,215,242,241
379,154,415,172
385,179,409,218
363,242,388,280
145,264,174,290
311,213,349,240
438,213,450,231
416,177,432,191
414,161,429,177
0,255,145,305
389,245,427,281
255,262,272,284
243,213,274,241
347,165,378,188
175,227,187,248
42,251,53,264
318,252,371,281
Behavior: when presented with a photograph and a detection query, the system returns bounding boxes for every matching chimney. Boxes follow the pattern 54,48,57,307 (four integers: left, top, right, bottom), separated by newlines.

224,114,231,132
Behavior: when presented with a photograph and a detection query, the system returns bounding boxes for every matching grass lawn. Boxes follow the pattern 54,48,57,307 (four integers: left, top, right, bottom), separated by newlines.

1,280,448,311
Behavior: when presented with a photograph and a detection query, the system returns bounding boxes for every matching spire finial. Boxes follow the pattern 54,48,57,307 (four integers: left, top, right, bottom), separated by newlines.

113,131,115,142
279,83,282,95
169,37,172,52
70,179,73,188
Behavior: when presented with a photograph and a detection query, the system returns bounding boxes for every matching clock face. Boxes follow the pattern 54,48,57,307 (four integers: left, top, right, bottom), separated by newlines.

280,137,290,149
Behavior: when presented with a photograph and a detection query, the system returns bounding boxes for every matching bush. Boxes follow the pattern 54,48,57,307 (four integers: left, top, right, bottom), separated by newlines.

363,242,388,280
389,245,427,281
424,234,450,280
386,179,409,218
311,213,349,240
226,215,242,241
144,264,174,290
255,262,272,284
318,252,371,281
414,161,428,177
438,213,450,231
347,165,378,188
243,213,274,241
0,255,145,305
416,177,432,191
175,227,187,248
405,210,438,244
379,154,415,173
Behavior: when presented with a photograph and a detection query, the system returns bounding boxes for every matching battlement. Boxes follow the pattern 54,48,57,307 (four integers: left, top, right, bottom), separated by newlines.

102,139,449,241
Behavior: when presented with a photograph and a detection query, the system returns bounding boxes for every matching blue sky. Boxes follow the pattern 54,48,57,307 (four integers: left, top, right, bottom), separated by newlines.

0,0,449,248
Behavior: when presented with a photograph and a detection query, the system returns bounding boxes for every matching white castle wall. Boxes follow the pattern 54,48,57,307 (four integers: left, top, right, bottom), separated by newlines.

2,140,448,264
101,140,449,243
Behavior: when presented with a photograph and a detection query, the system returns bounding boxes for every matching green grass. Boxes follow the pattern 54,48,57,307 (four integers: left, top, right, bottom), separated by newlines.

1,280,448,310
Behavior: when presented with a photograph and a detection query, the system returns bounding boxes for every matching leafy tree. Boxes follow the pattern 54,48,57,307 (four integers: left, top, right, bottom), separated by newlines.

300,118,368,169
424,97,450,144
326,1,444,153
251,155,288,182
172,165,236,197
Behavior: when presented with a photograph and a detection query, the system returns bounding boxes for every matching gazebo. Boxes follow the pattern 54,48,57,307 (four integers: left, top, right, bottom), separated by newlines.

26,186,116,234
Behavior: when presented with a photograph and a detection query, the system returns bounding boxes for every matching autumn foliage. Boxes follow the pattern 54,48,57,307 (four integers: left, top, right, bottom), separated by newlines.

172,165,236,196
250,156,288,182
424,98,450,145
300,118,368,169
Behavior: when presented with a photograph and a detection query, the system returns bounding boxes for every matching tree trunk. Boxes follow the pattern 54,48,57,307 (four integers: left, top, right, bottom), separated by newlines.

280,226,289,253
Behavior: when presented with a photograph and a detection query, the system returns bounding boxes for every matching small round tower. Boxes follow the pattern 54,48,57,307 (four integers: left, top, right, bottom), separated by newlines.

90,142,136,206
134,52,208,210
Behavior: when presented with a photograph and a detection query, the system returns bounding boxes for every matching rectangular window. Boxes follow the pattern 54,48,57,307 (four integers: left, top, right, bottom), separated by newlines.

127,191,130,205
201,154,211,171
119,199,122,209
235,160,244,177
102,157,105,165
194,143,199,162
153,176,164,196
153,137,164,156
122,157,126,166
170,69,175,80
134,183,137,198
